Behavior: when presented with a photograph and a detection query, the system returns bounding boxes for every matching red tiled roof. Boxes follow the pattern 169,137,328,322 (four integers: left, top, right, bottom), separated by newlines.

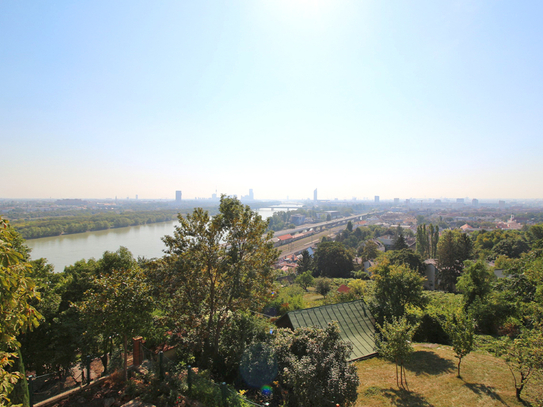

277,234,293,241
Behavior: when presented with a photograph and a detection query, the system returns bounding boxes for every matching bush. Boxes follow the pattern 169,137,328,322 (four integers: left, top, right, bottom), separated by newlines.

271,323,359,407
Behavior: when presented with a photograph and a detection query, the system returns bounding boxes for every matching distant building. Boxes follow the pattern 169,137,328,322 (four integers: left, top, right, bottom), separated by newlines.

434,199,442,205
175,191,182,203
314,188,318,201
374,196,380,204
249,188,254,200
394,198,399,204
456,198,464,204
499,200,506,210
55,199,88,206
405,199,410,205
472,198,479,206
290,214,305,226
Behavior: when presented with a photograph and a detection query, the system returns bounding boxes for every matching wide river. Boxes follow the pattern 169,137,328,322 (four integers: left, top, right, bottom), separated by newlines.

25,205,302,272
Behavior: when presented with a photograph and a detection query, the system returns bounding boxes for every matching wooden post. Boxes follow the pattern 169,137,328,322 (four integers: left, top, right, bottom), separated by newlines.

132,336,143,366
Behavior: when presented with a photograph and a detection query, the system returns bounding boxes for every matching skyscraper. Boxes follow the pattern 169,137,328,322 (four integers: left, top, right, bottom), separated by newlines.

175,190,182,203
314,188,318,201
249,189,254,200
374,196,380,204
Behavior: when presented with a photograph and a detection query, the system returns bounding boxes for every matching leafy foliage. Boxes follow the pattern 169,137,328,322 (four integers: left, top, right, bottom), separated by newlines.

385,249,426,275
0,217,41,405
78,266,154,379
271,323,359,407
442,308,475,378
315,277,332,297
377,316,418,390
314,241,354,278
437,230,473,291
370,259,427,324
500,326,543,401
294,270,314,292
156,196,278,369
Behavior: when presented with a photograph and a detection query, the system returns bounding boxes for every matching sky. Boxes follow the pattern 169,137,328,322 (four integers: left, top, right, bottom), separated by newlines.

2,1,543,201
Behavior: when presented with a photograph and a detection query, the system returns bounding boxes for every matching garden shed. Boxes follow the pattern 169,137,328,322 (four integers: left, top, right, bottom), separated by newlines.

275,300,376,361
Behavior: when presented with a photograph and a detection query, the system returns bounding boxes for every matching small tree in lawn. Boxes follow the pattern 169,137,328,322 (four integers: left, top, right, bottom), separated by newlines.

295,270,314,292
501,325,543,401
78,267,154,380
315,277,331,297
377,316,418,390
442,308,474,378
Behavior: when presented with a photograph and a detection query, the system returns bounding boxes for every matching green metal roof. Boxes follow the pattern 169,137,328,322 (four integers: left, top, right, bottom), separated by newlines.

278,300,376,361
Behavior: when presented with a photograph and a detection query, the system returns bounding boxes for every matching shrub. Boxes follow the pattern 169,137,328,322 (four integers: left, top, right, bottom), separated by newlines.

271,323,359,407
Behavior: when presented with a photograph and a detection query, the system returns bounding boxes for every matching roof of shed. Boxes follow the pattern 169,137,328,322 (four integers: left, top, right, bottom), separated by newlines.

276,300,376,361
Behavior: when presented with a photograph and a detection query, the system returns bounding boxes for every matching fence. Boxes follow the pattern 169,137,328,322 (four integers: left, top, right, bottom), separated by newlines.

28,355,105,406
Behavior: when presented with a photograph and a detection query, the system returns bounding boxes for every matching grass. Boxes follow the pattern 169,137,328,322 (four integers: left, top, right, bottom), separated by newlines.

354,343,542,407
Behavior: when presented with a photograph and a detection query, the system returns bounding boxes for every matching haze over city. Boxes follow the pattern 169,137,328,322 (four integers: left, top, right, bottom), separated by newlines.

2,1,543,201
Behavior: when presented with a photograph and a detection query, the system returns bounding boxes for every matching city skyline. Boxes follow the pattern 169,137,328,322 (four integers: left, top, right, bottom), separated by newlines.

2,1,543,200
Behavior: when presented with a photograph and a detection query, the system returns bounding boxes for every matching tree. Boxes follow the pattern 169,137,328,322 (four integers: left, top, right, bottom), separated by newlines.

416,224,440,259
295,250,313,275
526,224,543,249
314,241,354,278
78,266,154,380
491,237,529,259
442,308,474,378
295,270,314,292
456,260,494,309
158,196,278,368
385,249,426,275
392,226,408,250
437,230,473,291
346,221,353,233
501,326,543,401
0,217,41,405
370,259,427,324
359,240,379,261
377,316,418,390
271,323,359,407
315,277,332,297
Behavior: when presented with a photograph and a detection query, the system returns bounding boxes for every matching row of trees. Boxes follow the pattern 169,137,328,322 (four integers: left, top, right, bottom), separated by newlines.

10,210,179,239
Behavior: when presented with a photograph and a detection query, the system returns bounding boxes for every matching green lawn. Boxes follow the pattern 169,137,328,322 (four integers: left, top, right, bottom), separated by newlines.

355,343,542,406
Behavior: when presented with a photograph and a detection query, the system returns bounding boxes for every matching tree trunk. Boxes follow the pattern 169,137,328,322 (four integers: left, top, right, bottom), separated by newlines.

457,357,462,378
123,334,128,381
516,386,522,401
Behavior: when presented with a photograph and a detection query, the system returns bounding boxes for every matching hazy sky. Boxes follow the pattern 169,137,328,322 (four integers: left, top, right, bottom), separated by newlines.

2,1,543,201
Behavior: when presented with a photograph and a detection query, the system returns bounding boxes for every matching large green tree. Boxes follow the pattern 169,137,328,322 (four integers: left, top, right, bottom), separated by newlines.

456,260,494,309
437,230,473,291
78,266,154,380
158,196,278,368
370,260,427,324
314,241,354,278
0,217,41,405
416,224,440,259
295,250,313,275
385,249,426,275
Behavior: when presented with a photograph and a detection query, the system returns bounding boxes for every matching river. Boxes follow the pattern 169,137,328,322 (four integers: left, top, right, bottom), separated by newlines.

26,204,303,272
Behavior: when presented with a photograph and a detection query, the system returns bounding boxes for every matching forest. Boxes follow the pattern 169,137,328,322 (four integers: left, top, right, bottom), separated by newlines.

8,210,180,239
